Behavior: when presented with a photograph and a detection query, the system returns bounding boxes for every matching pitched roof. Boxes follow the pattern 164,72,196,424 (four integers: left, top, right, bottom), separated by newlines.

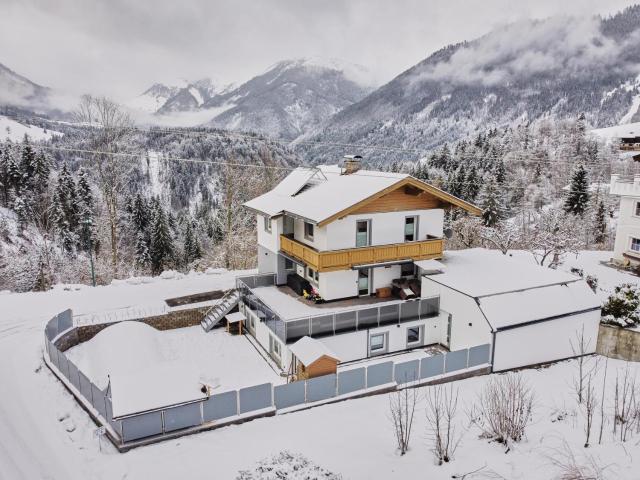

244,165,481,224
289,336,340,366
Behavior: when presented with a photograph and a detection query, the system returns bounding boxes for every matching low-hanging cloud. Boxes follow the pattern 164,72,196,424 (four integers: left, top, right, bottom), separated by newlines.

416,15,639,87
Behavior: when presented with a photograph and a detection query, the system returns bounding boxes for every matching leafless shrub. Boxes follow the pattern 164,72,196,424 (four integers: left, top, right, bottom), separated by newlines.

548,440,612,480
470,373,534,451
570,326,595,404
425,383,461,465
388,387,418,455
583,373,597,448
613,365,639,442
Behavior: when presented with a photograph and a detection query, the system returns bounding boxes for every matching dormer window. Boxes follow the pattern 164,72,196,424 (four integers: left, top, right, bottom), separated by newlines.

304,222,314,241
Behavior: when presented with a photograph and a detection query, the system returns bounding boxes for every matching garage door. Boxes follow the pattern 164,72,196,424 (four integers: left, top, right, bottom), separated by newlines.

492,311,600,371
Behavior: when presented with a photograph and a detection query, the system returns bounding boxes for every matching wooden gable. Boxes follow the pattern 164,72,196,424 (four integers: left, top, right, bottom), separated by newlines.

317,177,482,226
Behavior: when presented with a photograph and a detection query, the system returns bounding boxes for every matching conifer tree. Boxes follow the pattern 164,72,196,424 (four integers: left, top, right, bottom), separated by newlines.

135,231,151,268
183,220,202,265
150,203,174,274
593,199,607,245
464,166,480,202
478,175,506,227
494,160,506,184
564,163,590,216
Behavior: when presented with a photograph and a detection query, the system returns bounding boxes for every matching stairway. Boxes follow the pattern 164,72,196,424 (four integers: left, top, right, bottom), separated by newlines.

200,289,240,332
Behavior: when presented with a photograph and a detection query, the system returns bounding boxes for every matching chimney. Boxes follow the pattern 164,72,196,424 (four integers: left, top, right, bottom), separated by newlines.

342,155,362,175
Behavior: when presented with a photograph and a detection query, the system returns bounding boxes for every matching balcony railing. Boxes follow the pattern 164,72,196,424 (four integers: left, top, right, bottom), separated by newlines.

236,274,440,344
280,235,444,272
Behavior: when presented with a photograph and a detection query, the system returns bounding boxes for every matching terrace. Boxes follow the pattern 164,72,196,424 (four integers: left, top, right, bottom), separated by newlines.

236,273,441,344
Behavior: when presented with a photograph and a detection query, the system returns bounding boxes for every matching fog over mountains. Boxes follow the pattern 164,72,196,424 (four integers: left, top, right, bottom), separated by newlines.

2,5,640,158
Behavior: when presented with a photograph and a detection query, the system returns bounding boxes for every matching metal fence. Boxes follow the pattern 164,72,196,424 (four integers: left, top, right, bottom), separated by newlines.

236,273,440,343
44,309,491,447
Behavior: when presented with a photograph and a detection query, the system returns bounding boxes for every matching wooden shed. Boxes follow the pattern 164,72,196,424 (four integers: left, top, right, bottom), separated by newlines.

288,336,340,381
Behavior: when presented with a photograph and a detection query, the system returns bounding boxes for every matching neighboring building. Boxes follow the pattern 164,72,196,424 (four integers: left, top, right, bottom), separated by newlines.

592,122,640,162
226,157,600,374
610,174,640,266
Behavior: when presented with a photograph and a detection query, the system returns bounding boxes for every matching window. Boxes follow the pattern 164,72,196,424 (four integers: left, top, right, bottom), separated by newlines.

369,333,387,354
404,216,418,242
631,237,640,252
636,202,640,217
304,221,314,240
400,263,415,277
356,220,371,247
406,326,423,346
263,215,272,233
307,267,319,283
284,258,294,270
270,335,281,359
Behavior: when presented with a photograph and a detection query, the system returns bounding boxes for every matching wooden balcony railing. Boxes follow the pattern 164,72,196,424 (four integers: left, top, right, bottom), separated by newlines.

280,235,444,272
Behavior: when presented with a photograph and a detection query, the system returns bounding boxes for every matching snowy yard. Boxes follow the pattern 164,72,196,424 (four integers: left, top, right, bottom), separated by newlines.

2,250,640,479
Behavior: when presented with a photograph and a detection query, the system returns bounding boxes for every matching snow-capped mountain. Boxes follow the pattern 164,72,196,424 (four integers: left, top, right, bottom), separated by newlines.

128,83,182,113
204,58,375,140
299,5,640,164
0,62,49,108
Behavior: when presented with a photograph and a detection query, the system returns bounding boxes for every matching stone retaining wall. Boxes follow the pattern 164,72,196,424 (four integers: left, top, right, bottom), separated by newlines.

596,324,640,361
56,306,210,352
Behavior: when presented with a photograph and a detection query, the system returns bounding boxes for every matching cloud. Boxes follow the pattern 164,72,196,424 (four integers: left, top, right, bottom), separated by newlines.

415,15,639,87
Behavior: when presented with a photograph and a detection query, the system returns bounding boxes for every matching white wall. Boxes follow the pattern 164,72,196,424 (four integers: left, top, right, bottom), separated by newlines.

325,209,444,250
372,265,401,291
257,245,277,274
293,217,328,250
613,196,640,264
422,276,493,351
319,269,358,300
492,310,600,371
256,214,282,253
241,302,289,369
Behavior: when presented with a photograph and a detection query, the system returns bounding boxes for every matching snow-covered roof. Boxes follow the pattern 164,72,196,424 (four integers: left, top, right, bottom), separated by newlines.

289,336,340,366
414,259,446,273
425,249,579,298
423,249,600,330
591,122,640,140
244,165,407,223
244,165,481,224
479,281,600,330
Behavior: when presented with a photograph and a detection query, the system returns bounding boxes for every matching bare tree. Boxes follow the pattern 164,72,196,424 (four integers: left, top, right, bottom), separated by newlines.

522,207,581,268
388,387,418,455
480,223,521,255
613,365,639,442
570,326,594,404
470,373,534,452
598,357,608,445
425,383,461,465
583,372,597,448
73,95,134,275
548,440,612,480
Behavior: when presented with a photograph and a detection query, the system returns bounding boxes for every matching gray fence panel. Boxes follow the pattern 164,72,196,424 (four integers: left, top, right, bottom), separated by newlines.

468,344,491,367
203,390,238,421
421,355,444,379
121,411,163,442
306,374,337,403
239,383,272,414
337,368,366,396
49,346,60,369
57,309,73,333
445,349,468,373
67,360,81,390
57,351,70,380
105,397,122,437
45,316,58,341
366,361,394,388
91,383,107,418
78,371,93,403
394,359,420,384
163,402,203,433
274,381,306,409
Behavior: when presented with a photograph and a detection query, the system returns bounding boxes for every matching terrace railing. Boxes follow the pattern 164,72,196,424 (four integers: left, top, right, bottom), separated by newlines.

235,273,440,344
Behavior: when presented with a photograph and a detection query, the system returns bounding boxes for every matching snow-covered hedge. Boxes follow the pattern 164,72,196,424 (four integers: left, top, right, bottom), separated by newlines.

601,284,640,328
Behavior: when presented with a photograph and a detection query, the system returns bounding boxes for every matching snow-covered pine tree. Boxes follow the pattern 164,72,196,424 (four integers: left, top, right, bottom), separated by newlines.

135,231,151,268
464,166,480,202
183,219,202,266
494,160,506,184
478,175,506,227
150,203,174,274
593,199,607,246
564,163,590,216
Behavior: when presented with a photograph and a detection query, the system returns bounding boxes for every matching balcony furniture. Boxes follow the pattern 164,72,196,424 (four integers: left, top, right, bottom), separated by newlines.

376,287,392,298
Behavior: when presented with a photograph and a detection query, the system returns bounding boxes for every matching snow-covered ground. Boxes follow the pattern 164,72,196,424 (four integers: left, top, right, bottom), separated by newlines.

1,250,640,479
0,114,62,142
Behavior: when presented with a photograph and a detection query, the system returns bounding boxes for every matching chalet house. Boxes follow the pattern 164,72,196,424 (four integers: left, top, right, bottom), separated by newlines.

610,174,640,266
221,157,600,374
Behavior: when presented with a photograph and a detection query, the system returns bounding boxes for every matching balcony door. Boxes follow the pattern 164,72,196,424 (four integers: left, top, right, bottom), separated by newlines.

358,268,371,296
404,216,418,242
356,220,371,248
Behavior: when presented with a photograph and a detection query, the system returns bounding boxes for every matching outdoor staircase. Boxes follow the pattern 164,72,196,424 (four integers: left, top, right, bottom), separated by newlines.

200,289,240,332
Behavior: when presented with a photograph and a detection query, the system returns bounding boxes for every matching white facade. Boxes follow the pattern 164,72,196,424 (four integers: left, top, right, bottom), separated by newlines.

610,175,640,265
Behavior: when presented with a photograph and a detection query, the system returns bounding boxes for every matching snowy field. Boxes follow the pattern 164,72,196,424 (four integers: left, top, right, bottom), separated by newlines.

1,250,640,479
0,114,62,142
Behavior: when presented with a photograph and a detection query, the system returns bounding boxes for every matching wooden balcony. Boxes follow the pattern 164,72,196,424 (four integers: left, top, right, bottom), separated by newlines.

280,235,444,272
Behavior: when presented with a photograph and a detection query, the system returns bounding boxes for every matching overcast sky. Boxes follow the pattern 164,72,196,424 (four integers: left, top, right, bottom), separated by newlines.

0,0,636,101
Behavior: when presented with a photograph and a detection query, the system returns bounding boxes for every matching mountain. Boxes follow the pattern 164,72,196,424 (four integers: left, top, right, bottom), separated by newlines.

0,62,49,108
133,58,375,140
299,5,640,164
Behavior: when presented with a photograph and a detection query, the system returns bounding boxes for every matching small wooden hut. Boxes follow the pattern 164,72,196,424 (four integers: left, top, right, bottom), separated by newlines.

288,336,340,381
